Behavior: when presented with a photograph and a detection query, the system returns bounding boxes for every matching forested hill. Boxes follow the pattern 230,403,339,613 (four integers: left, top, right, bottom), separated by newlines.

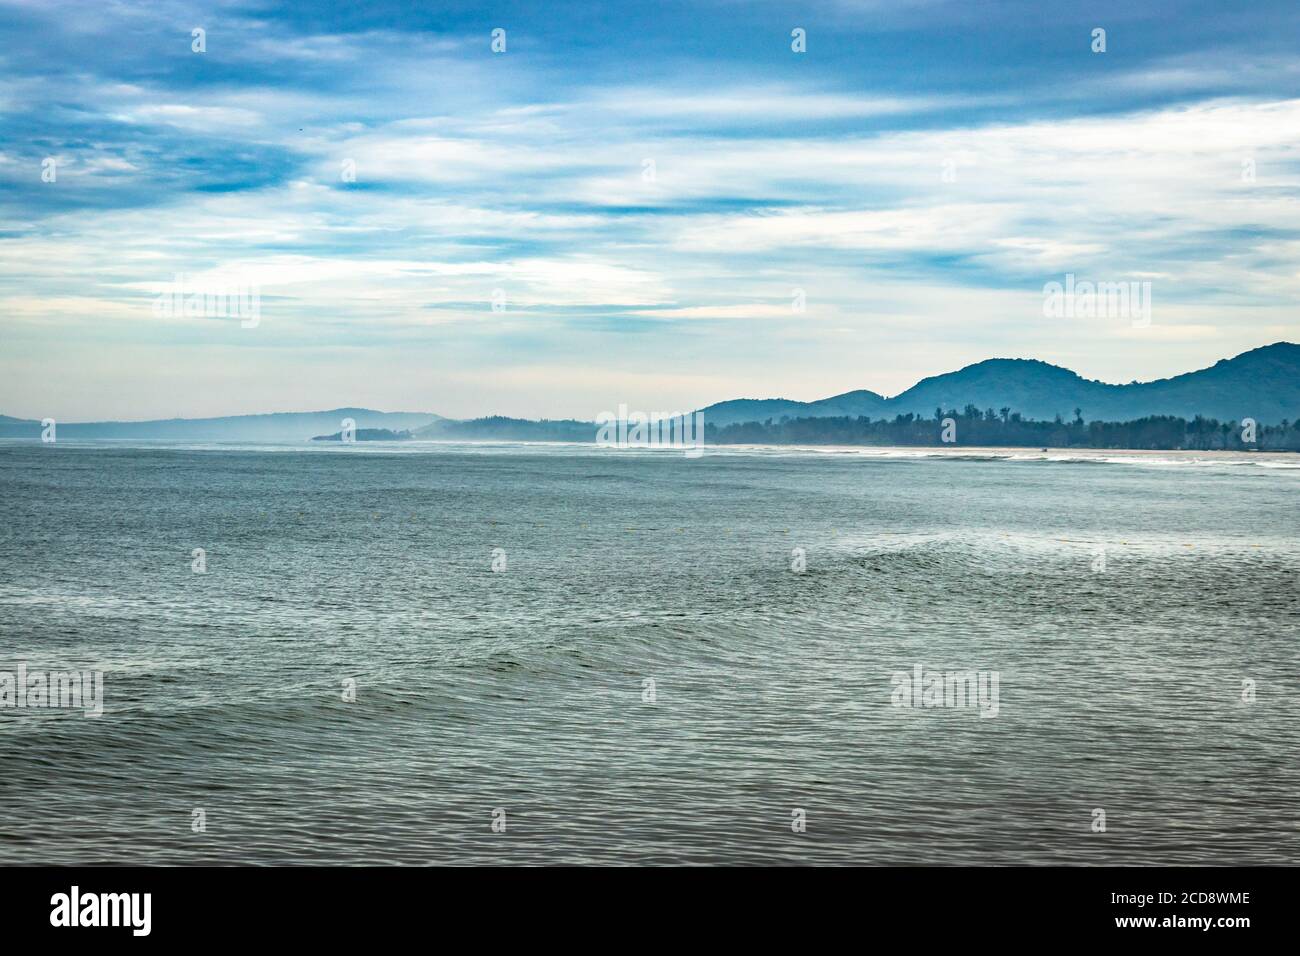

699,343,1300,426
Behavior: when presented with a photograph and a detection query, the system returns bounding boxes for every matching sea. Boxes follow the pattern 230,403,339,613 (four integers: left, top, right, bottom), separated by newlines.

1,441,1297,865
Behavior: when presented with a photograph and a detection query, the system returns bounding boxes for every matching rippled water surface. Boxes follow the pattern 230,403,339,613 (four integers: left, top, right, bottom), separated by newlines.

1,442,1297,865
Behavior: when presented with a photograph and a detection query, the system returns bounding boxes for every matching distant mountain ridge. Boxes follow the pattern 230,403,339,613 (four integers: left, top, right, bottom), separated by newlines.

0,408,439,442
413,416,594,442
2,344,1296,441
701,389,887,427
699,342,1300,426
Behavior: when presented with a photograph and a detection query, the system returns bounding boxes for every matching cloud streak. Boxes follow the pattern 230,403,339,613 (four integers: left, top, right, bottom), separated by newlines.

1,0,1298,420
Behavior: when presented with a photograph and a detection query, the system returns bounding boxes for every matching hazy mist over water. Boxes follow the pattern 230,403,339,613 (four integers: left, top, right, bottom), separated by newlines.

1,442,1296,865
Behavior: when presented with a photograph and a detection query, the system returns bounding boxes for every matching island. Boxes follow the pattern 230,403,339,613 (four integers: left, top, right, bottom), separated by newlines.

310,428,412,442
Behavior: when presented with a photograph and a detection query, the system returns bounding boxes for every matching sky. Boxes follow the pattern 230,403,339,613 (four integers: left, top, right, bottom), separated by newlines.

1,0,1298,422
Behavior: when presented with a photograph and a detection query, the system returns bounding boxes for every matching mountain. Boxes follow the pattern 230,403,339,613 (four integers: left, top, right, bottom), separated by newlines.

311,428,412,442
701,342,1300,425
412,416,595,442
0,408,439,442
3,344,1295,442
700,389,887,427
1117,342,1300,424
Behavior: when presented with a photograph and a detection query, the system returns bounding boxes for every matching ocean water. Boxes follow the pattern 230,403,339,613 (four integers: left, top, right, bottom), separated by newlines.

1,441,1297,866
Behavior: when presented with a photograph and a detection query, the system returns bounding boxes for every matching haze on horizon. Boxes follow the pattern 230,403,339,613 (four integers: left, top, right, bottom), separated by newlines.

2,0,1299,423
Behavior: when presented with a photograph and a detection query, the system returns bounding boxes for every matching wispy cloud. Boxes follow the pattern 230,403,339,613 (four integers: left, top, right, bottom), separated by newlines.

1,0,1298,419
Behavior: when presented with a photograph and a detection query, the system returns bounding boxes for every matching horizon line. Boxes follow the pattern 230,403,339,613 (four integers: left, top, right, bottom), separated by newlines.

3,341,1295,426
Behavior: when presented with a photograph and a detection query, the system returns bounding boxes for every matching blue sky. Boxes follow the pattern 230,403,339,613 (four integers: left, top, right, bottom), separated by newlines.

2,0,1298,420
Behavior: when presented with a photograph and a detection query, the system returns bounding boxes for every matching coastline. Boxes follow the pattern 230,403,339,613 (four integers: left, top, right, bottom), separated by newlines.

710,443,1300,463
5,437,1298,469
